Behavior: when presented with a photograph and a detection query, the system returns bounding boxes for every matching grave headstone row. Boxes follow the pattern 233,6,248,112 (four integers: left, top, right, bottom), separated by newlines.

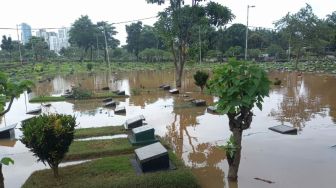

124,115,170,173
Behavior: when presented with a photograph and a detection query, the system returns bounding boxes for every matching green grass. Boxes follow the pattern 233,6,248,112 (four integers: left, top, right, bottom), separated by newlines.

29,92,128,103
23,152,200,188
65,138,135,161
74,126,126,139
29,96,66,103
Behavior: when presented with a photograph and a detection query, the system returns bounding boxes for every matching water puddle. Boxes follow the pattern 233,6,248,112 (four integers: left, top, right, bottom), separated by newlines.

75,134,128,141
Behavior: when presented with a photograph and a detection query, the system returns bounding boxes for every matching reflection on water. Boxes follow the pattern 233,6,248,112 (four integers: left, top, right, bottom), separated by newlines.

269,72,336,130
1,70,336,187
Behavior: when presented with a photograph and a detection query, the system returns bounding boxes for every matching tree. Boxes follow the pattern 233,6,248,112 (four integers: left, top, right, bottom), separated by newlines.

139,25,163,51
225,46,242,58
222,24,246,52
326,11,336,51
1,35,14,61
126,21,143,60
96,21,120,63
25,36,49,61
69,15,96,62
148,0,234,87
207,59,270,180
193,70,209,92
0,72,33,116
0,72,33,186
267,44,286,59
275,4,324,68
21,114,76,178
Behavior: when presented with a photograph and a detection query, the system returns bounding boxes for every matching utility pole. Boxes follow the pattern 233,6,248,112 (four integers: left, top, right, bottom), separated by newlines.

16,24,23,65
96,35,99,61
199,25,202,64
245,5,255,61
288,34,291,62
103,27,110,69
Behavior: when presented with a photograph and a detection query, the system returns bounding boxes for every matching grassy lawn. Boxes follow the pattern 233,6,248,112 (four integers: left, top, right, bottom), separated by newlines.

23,152,200,188
29,96,66,103
29,92,128,103
74,125,126,139
65,138,135,161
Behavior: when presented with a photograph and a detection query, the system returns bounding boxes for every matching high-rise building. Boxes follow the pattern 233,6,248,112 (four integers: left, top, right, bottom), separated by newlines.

58,27,70,50
21,23,32,45
36,29,48,43
49,35,59,52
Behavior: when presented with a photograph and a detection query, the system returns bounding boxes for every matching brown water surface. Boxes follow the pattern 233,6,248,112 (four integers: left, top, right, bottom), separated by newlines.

1,70,336,188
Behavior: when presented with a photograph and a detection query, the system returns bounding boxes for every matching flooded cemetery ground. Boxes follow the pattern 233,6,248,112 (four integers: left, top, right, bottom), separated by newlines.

1,70,336,188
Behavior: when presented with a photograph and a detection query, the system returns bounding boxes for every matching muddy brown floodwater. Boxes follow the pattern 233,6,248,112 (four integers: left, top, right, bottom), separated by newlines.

1,70,336,188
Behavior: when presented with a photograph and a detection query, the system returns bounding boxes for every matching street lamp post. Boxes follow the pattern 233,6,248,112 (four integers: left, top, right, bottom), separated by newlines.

16,24,23,65
103,27,110,69
245,5,255,60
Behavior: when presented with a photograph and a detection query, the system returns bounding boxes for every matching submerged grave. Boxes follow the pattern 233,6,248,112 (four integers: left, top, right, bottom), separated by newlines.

192,99,206,106
124,115,145,130
0,123,17,139
169,89,179,94
103,101,117,108
115,106,126,114
269,125,297,135
26,107,42,115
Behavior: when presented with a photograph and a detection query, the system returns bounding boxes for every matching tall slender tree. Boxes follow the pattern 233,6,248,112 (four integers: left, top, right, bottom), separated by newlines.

96,21,120,63
148,0,234,87
126,21,143,61
69,15,96,62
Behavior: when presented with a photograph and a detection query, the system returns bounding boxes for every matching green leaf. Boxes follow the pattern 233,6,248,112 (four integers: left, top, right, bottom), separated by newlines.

1,157,14,166
256,102,262,110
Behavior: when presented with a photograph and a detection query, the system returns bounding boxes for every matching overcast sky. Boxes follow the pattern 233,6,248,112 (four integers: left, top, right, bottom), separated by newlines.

0,0,335,45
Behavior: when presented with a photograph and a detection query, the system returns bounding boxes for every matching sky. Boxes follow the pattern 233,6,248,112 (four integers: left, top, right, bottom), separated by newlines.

0,0,335,46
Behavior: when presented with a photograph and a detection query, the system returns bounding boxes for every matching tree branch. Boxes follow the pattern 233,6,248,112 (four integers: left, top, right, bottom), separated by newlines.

0,96,15,116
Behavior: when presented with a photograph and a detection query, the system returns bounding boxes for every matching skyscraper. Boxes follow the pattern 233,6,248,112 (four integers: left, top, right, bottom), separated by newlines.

21,23,32,45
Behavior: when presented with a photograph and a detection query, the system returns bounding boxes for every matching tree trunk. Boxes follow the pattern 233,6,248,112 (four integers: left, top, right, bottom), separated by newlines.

52,166,59,178
104,48,107,64
295,48,300,70
228,129,243,181
90,46,93,62
0,165,4,188
176,63,183,88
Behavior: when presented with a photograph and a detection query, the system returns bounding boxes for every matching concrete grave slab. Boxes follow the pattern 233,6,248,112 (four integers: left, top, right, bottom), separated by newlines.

102,98,113,103
128,125,158,146
135,142,170,172
124,115,144,130
114,106,126,114
192,99,206,106
169,89,179,94
103,101,116,108
0,123,17,139
26,107,42,115
269,125,297,135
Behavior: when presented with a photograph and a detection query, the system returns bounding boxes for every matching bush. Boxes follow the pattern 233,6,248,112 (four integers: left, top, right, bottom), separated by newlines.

20,114,76,178
86,63,93,71
193,70,209,92
71,86,92,99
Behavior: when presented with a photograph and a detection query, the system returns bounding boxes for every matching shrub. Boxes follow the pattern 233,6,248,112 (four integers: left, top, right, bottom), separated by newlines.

20,114,76,178
70,86,92,99
193,70,209,92
86,63,93,71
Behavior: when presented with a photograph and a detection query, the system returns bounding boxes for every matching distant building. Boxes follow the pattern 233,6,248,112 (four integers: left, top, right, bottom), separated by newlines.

49,36,59,52
21,23,32,45
36,29,48,43
58,27,70,50
34,27,70,53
